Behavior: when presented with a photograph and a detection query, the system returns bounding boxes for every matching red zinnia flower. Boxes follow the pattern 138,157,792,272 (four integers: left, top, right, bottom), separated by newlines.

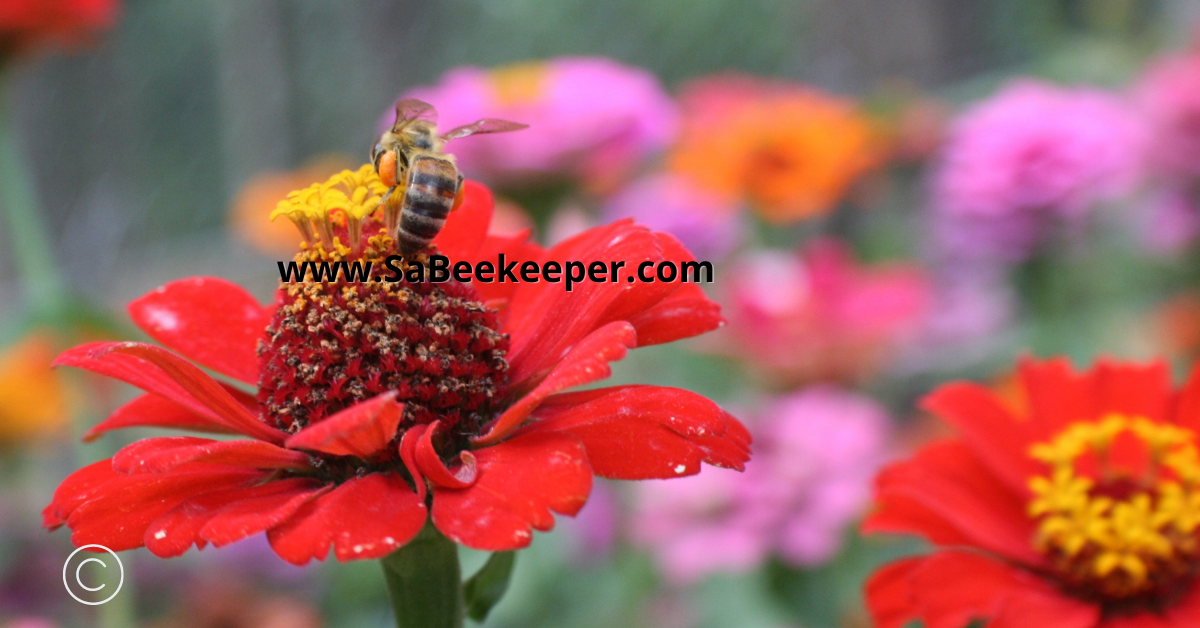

864,357,1200,628
44,166,750,563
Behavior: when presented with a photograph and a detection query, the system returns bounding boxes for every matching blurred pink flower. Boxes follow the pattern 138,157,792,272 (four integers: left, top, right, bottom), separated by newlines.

556,480,619,565
3,620,58,628
386,57,677,189
1135,50,1200,252
632,387,892,585
1137,49,1200,181
1142,186,1200,253
932,80,1143,261
603,173,742,259
719,239,930,386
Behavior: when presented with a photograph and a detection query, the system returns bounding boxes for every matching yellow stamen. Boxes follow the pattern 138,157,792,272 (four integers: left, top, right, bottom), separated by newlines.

1027,414,1200,600
268,164,391,255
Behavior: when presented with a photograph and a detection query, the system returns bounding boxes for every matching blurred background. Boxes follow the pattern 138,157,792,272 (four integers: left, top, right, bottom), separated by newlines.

4,0,1200,626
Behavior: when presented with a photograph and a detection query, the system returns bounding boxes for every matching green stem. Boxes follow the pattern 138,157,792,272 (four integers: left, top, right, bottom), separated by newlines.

0,79,68,319
380,521,464,628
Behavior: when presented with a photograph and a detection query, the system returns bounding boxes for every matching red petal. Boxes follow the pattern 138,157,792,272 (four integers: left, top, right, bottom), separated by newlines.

519,385,751,479
198,478,327,547
285,392,403,458
1163,586,1200,628
864,558,922,628
1173,361,1200,433
468,231,545,304
43,459,122,528
432,432,591,551
145,478,325,557
503,222,680,388
913,552,1097,628
867,552,1099,628
267,472,427,564
1019,356,1099,436
415,420,477,488
863,440,1044,566
921,382,1040,494
84,393,241,442
626,284,723,347
113,437,310,474
1099,616,1173,628
127,277,269,384
433,180,492,262
474,321,635,446
57,342,284,444
65,466,267,551
1095,359,1172,423
398,425,428,501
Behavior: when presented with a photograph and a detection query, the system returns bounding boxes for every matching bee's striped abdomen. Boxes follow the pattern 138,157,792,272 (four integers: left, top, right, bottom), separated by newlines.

397,155,459,256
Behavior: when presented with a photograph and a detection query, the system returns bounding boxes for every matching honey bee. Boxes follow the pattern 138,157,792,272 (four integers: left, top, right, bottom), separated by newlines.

371,98,527,256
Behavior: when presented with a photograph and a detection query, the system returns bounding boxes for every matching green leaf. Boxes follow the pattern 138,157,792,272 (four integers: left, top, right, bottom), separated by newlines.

380,522,464,628
463,551,517,622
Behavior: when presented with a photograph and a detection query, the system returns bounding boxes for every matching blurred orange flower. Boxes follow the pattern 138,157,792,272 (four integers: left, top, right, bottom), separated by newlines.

0,333,71,444
229,155,355,256
669,75,882,223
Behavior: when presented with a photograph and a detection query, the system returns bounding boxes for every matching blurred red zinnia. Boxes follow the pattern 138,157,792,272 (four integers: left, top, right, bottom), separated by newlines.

865,357,1200,627
44,167,749,564
0,0,118,57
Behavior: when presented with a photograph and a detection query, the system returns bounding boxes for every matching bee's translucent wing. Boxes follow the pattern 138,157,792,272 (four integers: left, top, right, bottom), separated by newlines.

441,118,528,141
394,98,437,124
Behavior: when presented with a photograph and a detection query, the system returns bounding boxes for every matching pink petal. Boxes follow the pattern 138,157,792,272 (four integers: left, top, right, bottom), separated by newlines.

127,277,270,384
285,392,404,458
473,321,636,446
267,472,427,564
432,431,592,551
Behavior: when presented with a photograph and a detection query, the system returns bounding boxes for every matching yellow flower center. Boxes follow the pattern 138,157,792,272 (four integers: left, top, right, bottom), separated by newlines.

1028,415,1200,602
488,62,549,107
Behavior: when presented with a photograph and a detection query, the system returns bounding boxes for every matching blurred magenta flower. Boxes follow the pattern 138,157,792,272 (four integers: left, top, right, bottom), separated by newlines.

386,57,677,189
1135,49,1200,251
603,173,742,259
932,80,1143,261
633,387,892,585
1137,49,1200,181
719,239,930,386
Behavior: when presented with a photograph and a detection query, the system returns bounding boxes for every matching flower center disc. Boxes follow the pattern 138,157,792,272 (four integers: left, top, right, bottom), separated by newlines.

256,166,510,455
1028,415,1200,608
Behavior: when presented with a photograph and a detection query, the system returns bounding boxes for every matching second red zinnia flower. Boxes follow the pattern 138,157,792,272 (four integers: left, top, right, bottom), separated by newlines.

864,357,1200,628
